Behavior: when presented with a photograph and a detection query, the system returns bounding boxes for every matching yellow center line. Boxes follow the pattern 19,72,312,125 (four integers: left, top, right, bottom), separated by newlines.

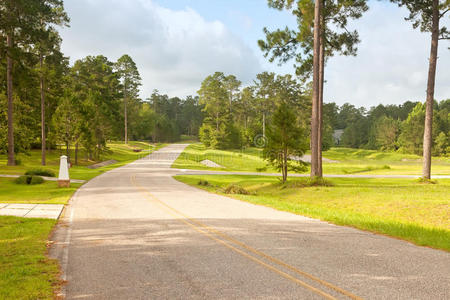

131,175,362,299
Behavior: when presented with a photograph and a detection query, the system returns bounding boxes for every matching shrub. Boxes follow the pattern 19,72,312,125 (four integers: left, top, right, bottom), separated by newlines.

256,166,267,172
224,184,250,195
29,176,44,185
198,180,209,186
14,158,22,165
15,175,31,185
14,175,45,185
25,168,56,177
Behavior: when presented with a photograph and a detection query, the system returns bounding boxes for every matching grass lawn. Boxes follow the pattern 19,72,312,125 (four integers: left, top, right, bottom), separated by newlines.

0,217,59,300
0,179,82,204
0,141,164,298
172,144,450,175
0,141,164,181
175,174,450,251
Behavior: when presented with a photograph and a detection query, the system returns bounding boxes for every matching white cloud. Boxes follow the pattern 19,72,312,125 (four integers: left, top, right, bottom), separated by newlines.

324,2,450,106
59,0,261,98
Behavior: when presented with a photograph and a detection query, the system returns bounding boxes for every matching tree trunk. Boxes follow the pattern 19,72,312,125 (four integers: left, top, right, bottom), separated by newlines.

262,113,266,137
75,141,79,165
310,0,322,178
66,141,70,163
216,113,219,131
6,32,15,166
283,148,288,183
422,0,439,179
40,54,46,165
317,13,325,177
124,96,128,144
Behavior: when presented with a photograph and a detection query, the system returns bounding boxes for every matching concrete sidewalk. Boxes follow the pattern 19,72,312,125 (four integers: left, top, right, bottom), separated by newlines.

0,203,64,219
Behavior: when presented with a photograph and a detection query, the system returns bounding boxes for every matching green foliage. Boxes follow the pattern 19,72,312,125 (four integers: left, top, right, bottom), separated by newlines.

259,0,368,79
29,176,44,185
263,102,308,182
25,168,56,177
398,103,425,154
197,180,210,186
199,124,213,147
14,175,31,185
14,175,44,185
434,132,449,156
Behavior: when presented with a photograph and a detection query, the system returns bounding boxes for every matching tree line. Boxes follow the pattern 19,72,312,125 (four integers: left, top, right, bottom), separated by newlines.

1,0,203,166
324,100,450,156
197,70,449,155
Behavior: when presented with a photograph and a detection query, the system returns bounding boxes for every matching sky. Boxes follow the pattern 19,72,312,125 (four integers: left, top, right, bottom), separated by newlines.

58,0,450,108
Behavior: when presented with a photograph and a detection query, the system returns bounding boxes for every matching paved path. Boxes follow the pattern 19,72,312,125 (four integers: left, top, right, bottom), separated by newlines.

50,144,450,299
0,203,64,219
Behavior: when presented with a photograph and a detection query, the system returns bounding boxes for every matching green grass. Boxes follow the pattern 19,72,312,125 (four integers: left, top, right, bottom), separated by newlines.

172,143,279,172
175,174,450,251
0,216,59,299
0,141,164,180
172,144,450,175
0,178,81,204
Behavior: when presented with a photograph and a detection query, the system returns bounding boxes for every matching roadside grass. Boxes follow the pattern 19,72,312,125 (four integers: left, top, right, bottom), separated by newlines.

0,216,59,300
0,141,164,181
0,141,164,298
174,175,450,251
0,178,81,204
172,144,450,175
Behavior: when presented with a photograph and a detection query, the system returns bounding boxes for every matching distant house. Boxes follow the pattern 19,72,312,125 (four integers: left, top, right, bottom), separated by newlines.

333,129,344,145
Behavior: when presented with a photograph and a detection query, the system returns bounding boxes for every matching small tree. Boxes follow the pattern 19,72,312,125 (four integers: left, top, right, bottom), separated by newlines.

263,102,308,183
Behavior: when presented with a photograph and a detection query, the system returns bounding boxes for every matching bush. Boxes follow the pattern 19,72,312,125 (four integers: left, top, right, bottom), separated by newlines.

14,158,22,166
30,176,44,185
15,175,31,185
25,168,56,177
224,184,250,195
14,175,45,185
198,180,209,186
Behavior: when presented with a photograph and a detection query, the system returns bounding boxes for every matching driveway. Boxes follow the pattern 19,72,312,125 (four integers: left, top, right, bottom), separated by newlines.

50,144,450,299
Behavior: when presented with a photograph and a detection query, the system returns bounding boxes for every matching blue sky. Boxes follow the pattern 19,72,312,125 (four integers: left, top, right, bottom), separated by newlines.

59,0,450,107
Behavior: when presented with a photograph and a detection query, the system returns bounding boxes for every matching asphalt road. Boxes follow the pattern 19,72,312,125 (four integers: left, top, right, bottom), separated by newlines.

50,144,450,299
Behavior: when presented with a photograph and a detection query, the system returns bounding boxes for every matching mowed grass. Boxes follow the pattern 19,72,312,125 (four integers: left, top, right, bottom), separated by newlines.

0,178,81,204
175,175,450,251
172,143,278,172
0,217,59,300
172,144,450,175
322,148,450,175
0,141,164,181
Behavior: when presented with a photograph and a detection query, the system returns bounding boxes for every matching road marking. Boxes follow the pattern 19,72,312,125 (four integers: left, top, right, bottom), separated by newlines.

131,175,362,299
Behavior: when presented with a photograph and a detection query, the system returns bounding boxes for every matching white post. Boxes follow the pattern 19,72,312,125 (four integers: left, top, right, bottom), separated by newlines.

58,155,70,187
